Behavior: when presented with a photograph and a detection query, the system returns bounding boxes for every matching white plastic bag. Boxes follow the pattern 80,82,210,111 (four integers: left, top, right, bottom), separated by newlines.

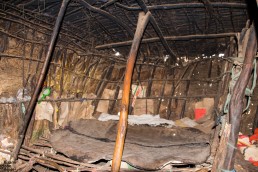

35,102,54,122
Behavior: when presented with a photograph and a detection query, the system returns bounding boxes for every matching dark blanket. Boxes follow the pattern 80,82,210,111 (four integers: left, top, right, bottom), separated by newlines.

50,119,211,170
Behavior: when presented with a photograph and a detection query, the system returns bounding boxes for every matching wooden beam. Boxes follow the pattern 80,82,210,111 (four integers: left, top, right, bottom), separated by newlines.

100,0,119,9
156,69,168,114
115,2,247,11
12,0,70,160
3,2,89,44
167,65,190,119
111,11,151,172
95,33,237,49
222,25,257,171
93,62,115,113
78,0,134,38
146,65,156,97
108,73,125,114
135,0,177,63
180,63,198,118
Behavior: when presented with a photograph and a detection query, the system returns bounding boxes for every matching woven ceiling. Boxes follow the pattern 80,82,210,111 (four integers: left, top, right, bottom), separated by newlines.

1,0,250,60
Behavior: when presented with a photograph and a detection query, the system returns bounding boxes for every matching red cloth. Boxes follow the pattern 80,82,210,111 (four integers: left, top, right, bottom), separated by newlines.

249,128,258,143
254,128,258,134
194,108,206,120
252,161,258,167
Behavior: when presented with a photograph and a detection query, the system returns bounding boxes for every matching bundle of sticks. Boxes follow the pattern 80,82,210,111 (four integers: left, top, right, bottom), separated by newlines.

14,137,110,172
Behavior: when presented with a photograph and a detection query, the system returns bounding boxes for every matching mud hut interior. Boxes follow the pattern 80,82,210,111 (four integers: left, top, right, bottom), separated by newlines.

0,0,258,171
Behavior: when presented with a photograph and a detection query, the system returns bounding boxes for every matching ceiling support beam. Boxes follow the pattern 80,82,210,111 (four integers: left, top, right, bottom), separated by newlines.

79,0,134,38
111,11,151,172
12,0,71,161
100,0,119,9
95,32,237,49
136,0,177,63
65,6,83,17
116,2,247,11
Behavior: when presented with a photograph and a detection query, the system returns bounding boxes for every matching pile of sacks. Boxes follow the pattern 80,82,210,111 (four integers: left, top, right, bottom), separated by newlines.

238,128,258,166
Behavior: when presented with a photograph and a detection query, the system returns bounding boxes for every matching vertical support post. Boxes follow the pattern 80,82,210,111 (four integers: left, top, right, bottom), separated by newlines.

146,66,156,97
167,65,190,119
222,25,257,171
180,63,198,118
211,38,236,172
205,59,213,95
59,50,67,98
35,46,44,76
135,0,177,64
12,0,70,160
93,62,115,113
111,11,151,172
82,58,100,93
156,68,167,114
108,73,125,114
26,30,35,85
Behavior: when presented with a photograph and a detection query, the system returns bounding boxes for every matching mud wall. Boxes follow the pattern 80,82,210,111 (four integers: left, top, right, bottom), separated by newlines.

0,15,232,143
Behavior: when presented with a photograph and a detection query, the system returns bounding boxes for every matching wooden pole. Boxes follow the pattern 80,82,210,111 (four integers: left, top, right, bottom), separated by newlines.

115,2,246,11
79,0,133,38
146,65,156,97
135,0,177,63
95,33,237,50
108,73,125,114
156,69,168,114
167,65,190,119
222,24,257,170
211,39,235,169
93,62,115,113
111,11,151,172
12,0,70,160
180,63,198,118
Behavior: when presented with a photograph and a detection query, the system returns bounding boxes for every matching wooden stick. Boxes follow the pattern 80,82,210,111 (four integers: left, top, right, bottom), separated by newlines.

21,145,97,168
0,94,218,105
0,53,60,66
111,11,151,172
179,63,198,118
108,73,125,114
167,65,190,119
82,58,99,93
146,65,156,97
93,62,115,113
0,6,90,46
45,94,217,101
115,2,247,11
156,69,168,114
0,28,82,53
222,24,257,170
58,50,67,98
12,0,70,160
95,33,237,50
211,45,234,163
78,0,134,38
100,0,119,9
123,0,178,63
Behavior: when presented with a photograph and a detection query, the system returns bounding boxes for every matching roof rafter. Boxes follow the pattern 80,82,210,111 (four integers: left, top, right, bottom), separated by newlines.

78,0,134,38
115,2,247,11
95,33,236,49
135,0,177,63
